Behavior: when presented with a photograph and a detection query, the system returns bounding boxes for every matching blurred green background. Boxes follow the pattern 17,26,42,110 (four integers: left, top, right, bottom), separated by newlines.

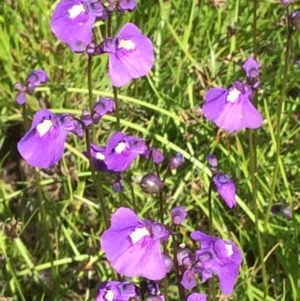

1,0,300,300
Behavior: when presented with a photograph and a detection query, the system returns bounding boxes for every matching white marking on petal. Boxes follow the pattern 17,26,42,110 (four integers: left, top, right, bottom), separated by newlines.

68,4,85,19
129,227,150,244
96,152,105,161
115,142,127,154
104,290,114,301
118,39,136,51
225,244,233,257
226,88,241,103
36,119,53,137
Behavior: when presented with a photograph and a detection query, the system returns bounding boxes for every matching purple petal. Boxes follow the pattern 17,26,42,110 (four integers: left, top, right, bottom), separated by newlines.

16,92,27,105
180,269,197,289
187,293,207,301
17,109,67,168
203,88,227,122
50,0,95,48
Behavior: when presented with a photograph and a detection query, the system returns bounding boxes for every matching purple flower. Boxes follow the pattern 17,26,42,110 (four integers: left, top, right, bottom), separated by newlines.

242,56,259,79
104,131,149,172
181,268,197,289
14,69,48,105
186,293,207,301
118,0,137,12
50,0,107,51
203,81,263,132
212,173,237,208
281,0,291,5
191,231,242,296
101,207,170,280
92,98,115,124
169,152,185,170
96,281,138,301
101,23,154,87
17,109,71,168
83,143,109,172
152,148,165,164
206,154,218,168
171,206,187,225
112,177,123,192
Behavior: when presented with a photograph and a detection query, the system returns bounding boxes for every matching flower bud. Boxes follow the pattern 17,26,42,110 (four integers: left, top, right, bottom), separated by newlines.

171,206,187,225
81,109,93,128
169,152,185,170
152,148,164,164
140,173,164,194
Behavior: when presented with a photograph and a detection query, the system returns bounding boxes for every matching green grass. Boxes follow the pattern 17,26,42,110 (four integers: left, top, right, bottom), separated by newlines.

1,0,300,300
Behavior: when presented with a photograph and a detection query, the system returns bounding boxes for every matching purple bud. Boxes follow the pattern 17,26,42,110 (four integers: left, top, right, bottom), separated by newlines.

112,178,123,192
282,208,292,219
26,69,48,87
171,206,187,225
140,173,164,194
212,173,237,208
92,98,115,124
242,56,260,78
290,11,300,31
15,92,27,105
169,152,185,170
81,109,93,128
84,0,108,20
152,148,164,164
281,0,291,5
118,0,137,12
206,154,218,168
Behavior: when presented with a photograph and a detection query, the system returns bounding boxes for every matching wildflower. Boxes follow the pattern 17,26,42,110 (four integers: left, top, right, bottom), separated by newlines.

206,154,218,174
171,206,187,225
118,0,137,12
83,144,108,172
152,148,165,164
191,231,242,296
101,23,154,87
50,0,107,51
101,207,170,280
92,98,115,124
271,202,292,219
112,177,123,192
140,173,164,194
186,293,207,301
14,69,48,105
203,81,263,132
104,131,149,172
242,56,260,88
169,152,185,170
96,281,138,301
212,173,237,208
17,109,75,168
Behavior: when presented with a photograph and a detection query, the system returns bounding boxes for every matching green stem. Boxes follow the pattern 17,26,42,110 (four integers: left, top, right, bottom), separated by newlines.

87,55,96,142
249,130,268,299
172,228,185,301
85,128,108,229
265,6,292,226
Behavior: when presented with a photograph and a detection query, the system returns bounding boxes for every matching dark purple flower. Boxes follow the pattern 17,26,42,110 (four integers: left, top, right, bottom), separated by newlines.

152,148,164,164
191,231,242,296
203,81,263,132
112,177,123,192
96,281,138,301
118,0,137,12
17,109,70,168
101,207,170,280
92,98,115,124
14,69,48,105
83,144,109,172
290,11,300,31
101,23,154,87
212,173,236,208
186,293,207,301
140,173,164,194
50,0,107,51
169,152,185,170
104,131,149,172
171,206,187,225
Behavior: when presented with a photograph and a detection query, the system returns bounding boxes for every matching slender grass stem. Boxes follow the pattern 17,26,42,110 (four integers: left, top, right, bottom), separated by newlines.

85,128,108,229
249,130,268,299
87,56,96,142
172,227,185,301
265,7,292,226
